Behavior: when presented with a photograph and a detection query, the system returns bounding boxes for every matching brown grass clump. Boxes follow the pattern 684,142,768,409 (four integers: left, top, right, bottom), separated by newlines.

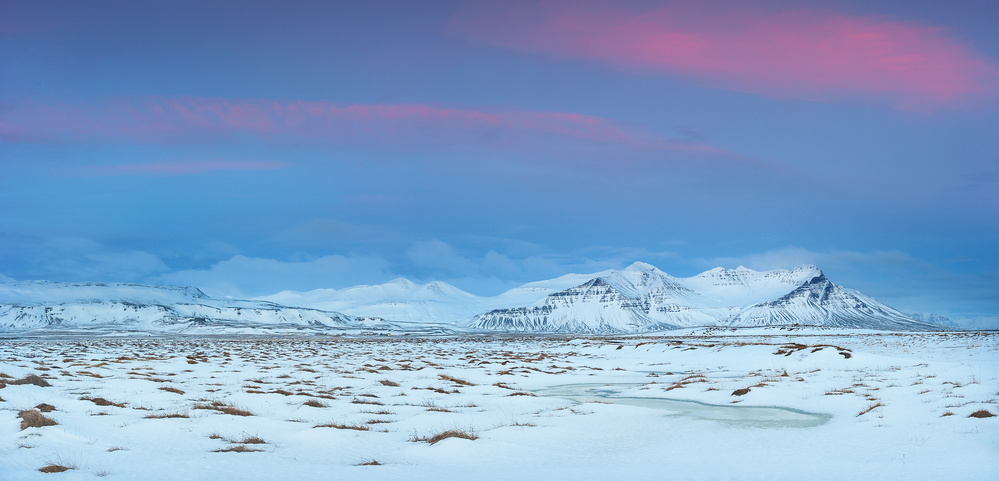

38,465,72,473
857,402,884,417
158,386,185,395
232,435,266,444
825,388,855,395
439,375,475,386
144,412,190,419
18,409,58,430
34,403,56,413
968,409,995,418
411,428,478,445
193,400,254,416
357,459,382,466
10,374,51,387
379,379,400,387
82,397,126,408
314,422,370,431
732,388,751,396
302,399,328,408
212,445,263,453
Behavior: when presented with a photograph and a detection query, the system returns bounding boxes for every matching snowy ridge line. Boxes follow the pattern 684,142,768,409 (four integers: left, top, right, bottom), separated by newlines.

1,263,950,335
0,281,365,334
467,263,944,333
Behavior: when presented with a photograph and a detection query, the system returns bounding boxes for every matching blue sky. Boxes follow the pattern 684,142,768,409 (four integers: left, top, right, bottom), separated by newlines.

1,0,997,327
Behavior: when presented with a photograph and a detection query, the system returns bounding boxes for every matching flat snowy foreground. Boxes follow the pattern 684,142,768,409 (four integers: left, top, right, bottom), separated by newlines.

1,331,996,480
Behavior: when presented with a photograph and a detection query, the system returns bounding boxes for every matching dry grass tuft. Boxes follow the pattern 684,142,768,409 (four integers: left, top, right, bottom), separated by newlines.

732,388,751,396
357,459,382,466
82,397,126,408
857,402,884,417
379,379,400,387
439,375,475,386
421,400,452,412
302,399,328,408
969,409,995,418
10,374,51,387
34,403,56,413
232,435,266,444
212,445,263,453
18,409,58,430
38,464,72,473
314,422,370,431
158,386,185,395
411,428,478,445
144,412,189,419
193,400,254,416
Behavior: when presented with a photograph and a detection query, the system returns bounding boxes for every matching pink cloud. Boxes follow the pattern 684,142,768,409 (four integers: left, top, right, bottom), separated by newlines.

1,96,728,158
448,1,999,109
67,160,289,177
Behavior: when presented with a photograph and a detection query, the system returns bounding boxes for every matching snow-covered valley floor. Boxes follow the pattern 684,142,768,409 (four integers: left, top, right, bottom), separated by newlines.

1,330,996,480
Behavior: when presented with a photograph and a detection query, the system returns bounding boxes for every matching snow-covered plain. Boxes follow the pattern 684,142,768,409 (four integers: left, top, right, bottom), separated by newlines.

1,329,996,480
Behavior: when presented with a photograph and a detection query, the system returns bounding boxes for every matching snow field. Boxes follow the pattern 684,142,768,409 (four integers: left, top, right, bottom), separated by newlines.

0,331,996,480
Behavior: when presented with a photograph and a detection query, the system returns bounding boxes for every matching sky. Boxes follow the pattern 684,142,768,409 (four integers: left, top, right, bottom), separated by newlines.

1,0,997,327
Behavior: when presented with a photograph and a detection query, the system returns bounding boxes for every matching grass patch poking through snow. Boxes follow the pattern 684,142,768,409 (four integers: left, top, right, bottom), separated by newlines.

315,422,370,431
18,409,57,430
410,428,478,445
193,400,254,416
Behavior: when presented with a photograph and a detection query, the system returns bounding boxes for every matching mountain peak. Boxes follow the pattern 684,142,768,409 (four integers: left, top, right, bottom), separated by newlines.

790,264,822,276
385,277,418,288
624,261,658,272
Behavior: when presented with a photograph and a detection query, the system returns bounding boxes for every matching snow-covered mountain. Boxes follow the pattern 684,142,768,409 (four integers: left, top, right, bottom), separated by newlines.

1,263,948,336
0,281,361,334
261,278,485,325
468,263,941,333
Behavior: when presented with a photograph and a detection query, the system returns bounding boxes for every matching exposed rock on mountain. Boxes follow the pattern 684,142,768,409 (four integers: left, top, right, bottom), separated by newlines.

469,263,940,332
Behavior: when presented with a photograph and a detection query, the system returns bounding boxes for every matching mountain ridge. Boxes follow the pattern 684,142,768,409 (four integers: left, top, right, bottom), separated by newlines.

1,263,948,334
467,263,940,332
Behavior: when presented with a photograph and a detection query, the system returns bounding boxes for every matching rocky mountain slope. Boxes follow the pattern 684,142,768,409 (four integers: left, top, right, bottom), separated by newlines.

1,263,947,335
468,263,939,332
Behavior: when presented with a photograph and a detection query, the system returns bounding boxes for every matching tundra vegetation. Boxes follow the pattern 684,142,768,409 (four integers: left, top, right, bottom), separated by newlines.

0,330,995,479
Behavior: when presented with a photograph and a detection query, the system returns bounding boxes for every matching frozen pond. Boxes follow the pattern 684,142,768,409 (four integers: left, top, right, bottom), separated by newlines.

537,383,832,428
